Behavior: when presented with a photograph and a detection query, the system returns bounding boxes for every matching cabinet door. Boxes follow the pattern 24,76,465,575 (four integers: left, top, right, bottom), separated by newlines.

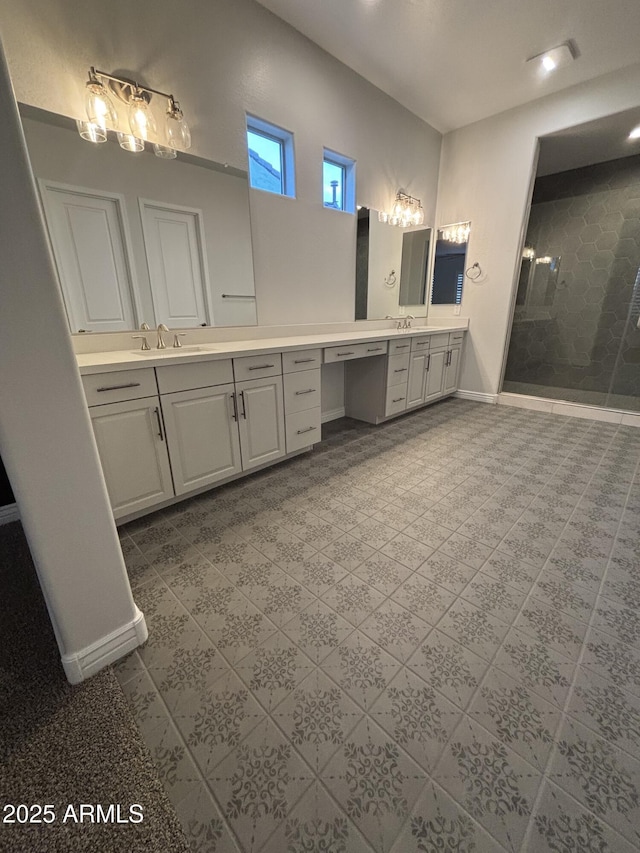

236,375,285,471
425,349,446,402
161,384,242,495
39,181,138,333
90,397,173,519
406,351,428,407
443,346,461,395
139,200,210,328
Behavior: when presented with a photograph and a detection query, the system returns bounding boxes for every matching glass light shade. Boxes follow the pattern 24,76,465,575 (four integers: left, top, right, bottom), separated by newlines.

153,143,177,159
117,132,144,152
128,93,157,141
76,119,107,144
166,109,191,150
85,81,118,130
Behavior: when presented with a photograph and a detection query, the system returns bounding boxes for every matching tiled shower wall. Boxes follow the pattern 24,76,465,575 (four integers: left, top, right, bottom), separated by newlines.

504,154,640,409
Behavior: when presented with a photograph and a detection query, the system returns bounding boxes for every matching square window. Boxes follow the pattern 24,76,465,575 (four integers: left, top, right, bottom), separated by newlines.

323,149,355,213
246,116,295,198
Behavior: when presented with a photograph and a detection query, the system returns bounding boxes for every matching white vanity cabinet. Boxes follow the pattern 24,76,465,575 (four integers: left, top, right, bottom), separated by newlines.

159,358,285,487
83,368,173,519
345,330,466,424
80,327,465,522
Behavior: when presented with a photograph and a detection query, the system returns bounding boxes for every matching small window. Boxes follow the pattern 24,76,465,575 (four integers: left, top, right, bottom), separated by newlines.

323,149,355,213
246,116,295,198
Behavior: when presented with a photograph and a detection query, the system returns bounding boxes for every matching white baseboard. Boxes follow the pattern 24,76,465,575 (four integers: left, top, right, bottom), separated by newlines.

321,406,346,423
454,390,498,405
498,392,640,427
0,503,19,525
61,606,148,684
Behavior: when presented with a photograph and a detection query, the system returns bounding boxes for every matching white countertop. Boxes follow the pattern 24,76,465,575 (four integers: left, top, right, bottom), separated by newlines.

76,324,468,374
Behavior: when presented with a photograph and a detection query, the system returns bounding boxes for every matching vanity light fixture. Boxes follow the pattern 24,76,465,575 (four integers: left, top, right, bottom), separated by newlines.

522,246,536,260
78,67,192,157
441,222,471,244
378,191,424,227
629,125,640,140
526,42,575,75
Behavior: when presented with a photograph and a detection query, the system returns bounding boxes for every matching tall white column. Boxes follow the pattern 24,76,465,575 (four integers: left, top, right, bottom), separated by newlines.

0,40,147,682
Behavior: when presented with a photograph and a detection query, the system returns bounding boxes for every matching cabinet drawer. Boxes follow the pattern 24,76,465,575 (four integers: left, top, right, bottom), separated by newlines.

429,332,450,349
284,369,321,414
449,331,465,345
410,335,431,352
83,368,157,406
233,353,282,382
324,341,387,363
286,407,321,453
387,353,410,387
156,359,233,394
385,384,408,417
388,338,412,355
282,348,322,373
362,341,388,357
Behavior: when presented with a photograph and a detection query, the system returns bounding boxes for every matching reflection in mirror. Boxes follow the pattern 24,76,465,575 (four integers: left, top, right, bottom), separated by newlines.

355,207,432,319
431,225,470,305
399,228,431,306
20,105,257,333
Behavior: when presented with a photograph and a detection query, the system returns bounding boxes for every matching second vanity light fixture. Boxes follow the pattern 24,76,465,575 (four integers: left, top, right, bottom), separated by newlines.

77,67,191,158
378,191,425,227
441,222,471,244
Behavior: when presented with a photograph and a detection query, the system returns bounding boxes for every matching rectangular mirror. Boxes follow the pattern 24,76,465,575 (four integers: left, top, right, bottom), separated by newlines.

431,223,470,305
355,206,432,319
20,105,257,334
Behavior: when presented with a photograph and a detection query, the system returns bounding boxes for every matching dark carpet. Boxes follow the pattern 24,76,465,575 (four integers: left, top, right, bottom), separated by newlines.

0,520,189,853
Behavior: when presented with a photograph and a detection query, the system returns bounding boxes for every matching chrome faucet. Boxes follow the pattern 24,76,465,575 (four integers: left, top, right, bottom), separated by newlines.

402,315,415,330
157,323,170,349
385,315,404,331
139,322,151,331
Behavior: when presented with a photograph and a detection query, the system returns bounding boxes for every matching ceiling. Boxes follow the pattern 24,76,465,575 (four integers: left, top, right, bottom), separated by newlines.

538,107,640,175
255,0,640,133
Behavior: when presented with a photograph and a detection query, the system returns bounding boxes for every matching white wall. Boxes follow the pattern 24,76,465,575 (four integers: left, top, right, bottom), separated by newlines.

434,62,640,396
0,0,442,327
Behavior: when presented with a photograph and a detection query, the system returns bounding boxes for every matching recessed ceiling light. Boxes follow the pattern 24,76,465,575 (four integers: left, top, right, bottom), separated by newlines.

629,125,640,140
527,42,575,74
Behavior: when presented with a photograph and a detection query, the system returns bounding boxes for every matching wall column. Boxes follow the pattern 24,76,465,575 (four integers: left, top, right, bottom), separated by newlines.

0,40,147,683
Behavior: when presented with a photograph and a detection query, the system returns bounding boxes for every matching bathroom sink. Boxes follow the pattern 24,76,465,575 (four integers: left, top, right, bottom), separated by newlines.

131,345,213,356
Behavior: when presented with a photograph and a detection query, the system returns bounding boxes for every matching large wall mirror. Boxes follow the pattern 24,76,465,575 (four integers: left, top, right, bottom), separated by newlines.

431,223,470,305
355,207,432,319
20,106,257,334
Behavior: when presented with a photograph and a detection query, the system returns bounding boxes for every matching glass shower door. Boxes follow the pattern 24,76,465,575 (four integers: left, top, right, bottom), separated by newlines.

607,268,640,411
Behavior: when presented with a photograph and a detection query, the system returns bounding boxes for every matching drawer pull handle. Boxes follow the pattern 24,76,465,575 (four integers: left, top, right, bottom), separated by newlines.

337,351,354,356
96,382,141,392
154,406,164,441
296,426,317,435
394,368,407,373
230,392,238,421
248,363,275,370
395,344,409,349
295,388,316,395
221,293,256,299
426,354,431,371
293,358,316,364
367,347,383,352
416,341,429,346
239,390,247,419
392,397,405,403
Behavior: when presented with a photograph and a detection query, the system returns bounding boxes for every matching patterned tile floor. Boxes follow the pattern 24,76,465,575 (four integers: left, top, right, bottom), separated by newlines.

114,399,640,853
